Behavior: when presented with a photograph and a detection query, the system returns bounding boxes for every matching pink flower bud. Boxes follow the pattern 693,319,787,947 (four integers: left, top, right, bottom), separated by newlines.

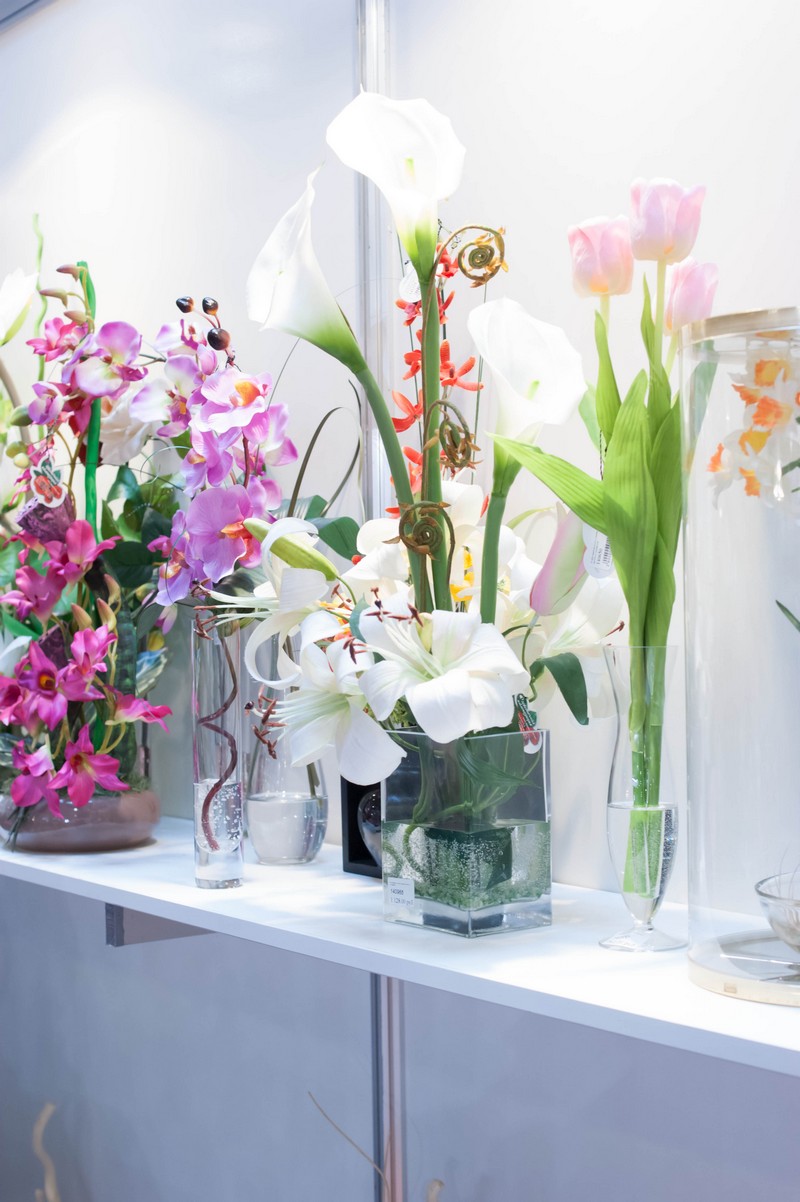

630,178,705,263
567,216,633,297
530,505,587,616
664,258,718,332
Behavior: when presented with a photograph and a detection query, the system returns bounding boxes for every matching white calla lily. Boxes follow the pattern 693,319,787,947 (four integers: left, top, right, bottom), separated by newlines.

326,91,465,277
468,298,585,442
359,601,529,744
0,268,37,345
247,171,365,373
275,641,404,786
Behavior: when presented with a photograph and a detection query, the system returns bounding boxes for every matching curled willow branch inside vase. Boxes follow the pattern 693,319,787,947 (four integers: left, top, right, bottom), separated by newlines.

193,609,240,853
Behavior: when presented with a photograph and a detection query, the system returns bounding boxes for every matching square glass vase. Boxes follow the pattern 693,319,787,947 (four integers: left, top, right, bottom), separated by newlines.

381,729,551,937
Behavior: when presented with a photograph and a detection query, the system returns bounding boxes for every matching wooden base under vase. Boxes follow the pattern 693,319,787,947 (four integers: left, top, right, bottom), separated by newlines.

0,789,160,853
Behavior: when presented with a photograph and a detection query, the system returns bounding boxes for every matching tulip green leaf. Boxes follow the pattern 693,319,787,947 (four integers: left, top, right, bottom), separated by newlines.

644,532,676,650
777,599,800,635
594,311,621,447
641,278,671,437
601,370,656,647
533,651,588,726
579,385,601,450
649,399,682,566
493,436,606,533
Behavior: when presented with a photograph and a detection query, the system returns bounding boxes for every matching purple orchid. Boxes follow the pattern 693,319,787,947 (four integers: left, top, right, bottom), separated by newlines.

29,381,69,425
110,692,171,731
184,484,259,583
60,625,116,701
0,565,64,621
44,520,118,584
68,321,145,399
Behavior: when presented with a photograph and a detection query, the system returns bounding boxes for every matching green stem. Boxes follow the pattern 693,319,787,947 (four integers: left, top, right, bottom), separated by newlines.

419,271,451,611
354,363,422,606
600,295,610,333
84,398,101,538
664,333,679,378
480,491,507,624
654,260,667,357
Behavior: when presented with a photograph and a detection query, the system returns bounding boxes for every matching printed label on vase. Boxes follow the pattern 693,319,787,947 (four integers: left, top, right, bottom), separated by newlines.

387,876,415,907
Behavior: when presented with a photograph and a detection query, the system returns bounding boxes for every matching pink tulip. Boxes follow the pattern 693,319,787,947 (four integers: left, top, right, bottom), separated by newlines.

664,258,718,332
530,506,587,616
630,178,705,263
567,216,633,297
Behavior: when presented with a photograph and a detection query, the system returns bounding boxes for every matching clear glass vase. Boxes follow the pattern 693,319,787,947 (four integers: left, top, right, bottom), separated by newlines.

244,629,327,865
381,729,551,937
191,616,243,889
601,645,685,951
682,309,800,1002
246,729,327,865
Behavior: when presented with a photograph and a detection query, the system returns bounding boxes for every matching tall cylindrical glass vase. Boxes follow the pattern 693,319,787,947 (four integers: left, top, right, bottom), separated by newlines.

191,615,244,889
682,308,800,1004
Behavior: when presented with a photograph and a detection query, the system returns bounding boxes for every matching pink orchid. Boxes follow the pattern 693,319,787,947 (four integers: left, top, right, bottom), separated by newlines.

567,216,633,298
27,317,87,362
61,625,116,701
130,354,203,434
664,257,718,333
1,564,64,621
182,427,237,495
0,676,24,725
44,520,118,584
530,506,588,616
10,744,61,816
184,484,258,583
16,642,68,730
150,513,201,604
194,370,276,442
70,321,145,398
109,692,171,731
630,178,705,263
50,725,127,806
29,381,69,425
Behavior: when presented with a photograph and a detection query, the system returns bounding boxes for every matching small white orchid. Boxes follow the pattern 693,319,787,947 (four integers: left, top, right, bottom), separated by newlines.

358,600,529,745
275,640,404,786
468,297,585,442
326,92,465,277
247,171,365,373
0,268,37,346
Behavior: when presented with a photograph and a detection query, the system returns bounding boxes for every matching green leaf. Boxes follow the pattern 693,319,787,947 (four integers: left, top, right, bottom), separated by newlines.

0,539,19,588
579,385,601,450
107,465,141,504
650,400,682,567
533,652,588,726
312,515,360,560
685,357,717,452
594,310,621,447
777,599,800,635
640,277,672,439
602,370,656,647
349,598,368,642
493,436,606,533
101,501,118,543
274,494,327,520
0,611,35,640
140,507,172,548
103,540,157,589
643,532,676,649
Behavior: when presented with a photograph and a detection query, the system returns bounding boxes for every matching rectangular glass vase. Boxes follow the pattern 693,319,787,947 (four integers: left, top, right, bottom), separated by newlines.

381,730,551,937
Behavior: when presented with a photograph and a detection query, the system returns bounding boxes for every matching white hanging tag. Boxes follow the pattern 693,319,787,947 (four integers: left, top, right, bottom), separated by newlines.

398,263,421,303
31,459,67,509
582,524,614,579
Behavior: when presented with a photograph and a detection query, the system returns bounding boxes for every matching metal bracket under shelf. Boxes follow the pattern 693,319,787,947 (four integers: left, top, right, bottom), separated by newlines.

105,904,210,948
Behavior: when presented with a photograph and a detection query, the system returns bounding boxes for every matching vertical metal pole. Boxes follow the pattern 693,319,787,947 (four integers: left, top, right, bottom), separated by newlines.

370,972,405,1202
355,0,393,519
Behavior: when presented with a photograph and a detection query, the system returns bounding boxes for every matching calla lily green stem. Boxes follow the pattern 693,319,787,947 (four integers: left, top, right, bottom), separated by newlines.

420,270,451,612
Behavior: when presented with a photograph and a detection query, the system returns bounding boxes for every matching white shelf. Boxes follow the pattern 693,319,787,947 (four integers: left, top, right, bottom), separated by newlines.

0,817,797,1077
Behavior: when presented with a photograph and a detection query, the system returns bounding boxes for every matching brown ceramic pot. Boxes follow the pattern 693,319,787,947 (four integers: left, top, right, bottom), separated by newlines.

0,789,160,853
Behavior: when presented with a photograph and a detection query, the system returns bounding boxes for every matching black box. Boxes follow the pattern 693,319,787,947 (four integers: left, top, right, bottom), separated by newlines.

340,777,381,878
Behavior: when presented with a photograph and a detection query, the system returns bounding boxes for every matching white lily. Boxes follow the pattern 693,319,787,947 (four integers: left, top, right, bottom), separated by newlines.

359,600,529,745
0,632,31,675
343,518,409,600
244,568,340,687
468,298,585,442
247,171,365,373
326,91,465,277
275,641,404,786
0,268,37,346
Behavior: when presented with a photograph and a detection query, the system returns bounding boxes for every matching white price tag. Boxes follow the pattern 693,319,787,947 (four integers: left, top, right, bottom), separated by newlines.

386,876,415,907
582,524,614,579
398,264,421,303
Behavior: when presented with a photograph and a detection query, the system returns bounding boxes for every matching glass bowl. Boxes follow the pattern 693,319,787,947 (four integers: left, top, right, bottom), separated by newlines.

756,874,800,953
